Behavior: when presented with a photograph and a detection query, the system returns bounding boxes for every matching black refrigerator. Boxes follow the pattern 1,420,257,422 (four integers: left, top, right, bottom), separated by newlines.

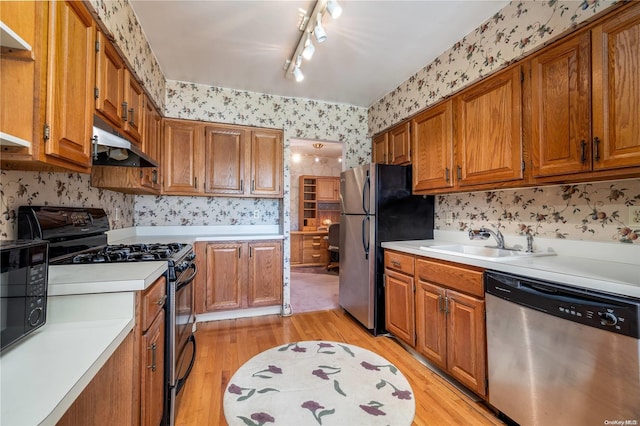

339,163,434,335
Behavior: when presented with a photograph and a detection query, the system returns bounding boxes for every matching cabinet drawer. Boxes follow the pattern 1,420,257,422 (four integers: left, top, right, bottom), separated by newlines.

303,235,327,249
141,276,167,332
385,250,414,275
416,258,484,298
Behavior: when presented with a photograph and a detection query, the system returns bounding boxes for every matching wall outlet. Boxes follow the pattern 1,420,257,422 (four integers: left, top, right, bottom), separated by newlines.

253,210,260,219
444,211,454,225
630,206,640,225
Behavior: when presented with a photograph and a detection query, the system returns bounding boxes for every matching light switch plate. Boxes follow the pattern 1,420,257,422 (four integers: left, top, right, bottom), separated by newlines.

630,206,640,225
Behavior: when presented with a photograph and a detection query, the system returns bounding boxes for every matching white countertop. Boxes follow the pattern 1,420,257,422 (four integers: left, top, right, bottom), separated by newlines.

0,292,135,426
382,232,640,299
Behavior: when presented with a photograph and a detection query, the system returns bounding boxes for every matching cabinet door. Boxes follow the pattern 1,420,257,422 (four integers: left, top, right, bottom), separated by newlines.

415,281,447,369
44,0,95,168
250,129,283,197
446,289,486,397
123,70,144,144
531,31,592,177
204,242,243,311
95,31,125,129
290,233,303,266
247,241,282,308
455,66,523,186
141,310,165,426
203,125,245,195
384,269,415,346
163,119,201,194
591,4,640,170
388,122,411,165
142,96,161,163
372,132,388,164
412,100,454,191
316,177,339,202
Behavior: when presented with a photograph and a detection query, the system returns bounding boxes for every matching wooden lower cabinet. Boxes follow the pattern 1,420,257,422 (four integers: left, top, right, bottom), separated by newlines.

136,275,167,426
384,250,416,346
415,257,486,397
384,250,488,398
195,240,282,313
57,332,135,426
290,231,329,267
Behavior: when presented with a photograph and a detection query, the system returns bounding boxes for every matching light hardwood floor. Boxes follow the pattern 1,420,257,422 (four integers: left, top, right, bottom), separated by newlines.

176,309,504,425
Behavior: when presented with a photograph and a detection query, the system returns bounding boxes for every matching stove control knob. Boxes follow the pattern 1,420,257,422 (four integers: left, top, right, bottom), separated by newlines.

187,252,196,261
599,312,618,326
176,261,189,272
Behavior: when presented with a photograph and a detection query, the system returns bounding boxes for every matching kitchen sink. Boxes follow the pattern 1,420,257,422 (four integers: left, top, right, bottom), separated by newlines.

418,244,556,262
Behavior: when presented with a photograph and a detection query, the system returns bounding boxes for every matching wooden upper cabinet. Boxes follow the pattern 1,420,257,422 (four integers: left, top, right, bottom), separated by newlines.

95,31,125,129
123,70,145,144
455,66,523,187
163,119,201,194
316,177,340,202
44,0,95,168
388,122,411,165
412,100,454,191
1,1,38,150
142,95,162,164
250,129,283,197
531,30,592,177
372,132,388,164
591,3,640,171
204,125,245,195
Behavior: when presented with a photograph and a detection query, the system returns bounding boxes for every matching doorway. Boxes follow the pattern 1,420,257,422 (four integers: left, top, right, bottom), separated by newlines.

289,139,344,313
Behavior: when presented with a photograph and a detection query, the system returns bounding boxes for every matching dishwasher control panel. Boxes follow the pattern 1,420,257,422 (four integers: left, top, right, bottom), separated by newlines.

486,271,640,339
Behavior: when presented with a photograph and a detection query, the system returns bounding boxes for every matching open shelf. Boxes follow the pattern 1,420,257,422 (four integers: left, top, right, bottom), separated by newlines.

1,21,32,51
0,132,31,148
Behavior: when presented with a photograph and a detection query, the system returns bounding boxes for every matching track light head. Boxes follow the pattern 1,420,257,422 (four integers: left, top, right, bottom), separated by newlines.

302,34,315,60
327,0,342,19
314,13,327,43
293,66,304,82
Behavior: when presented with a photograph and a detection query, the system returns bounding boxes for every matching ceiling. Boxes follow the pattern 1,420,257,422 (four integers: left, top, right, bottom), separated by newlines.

291,138,343,158
129,0,509,108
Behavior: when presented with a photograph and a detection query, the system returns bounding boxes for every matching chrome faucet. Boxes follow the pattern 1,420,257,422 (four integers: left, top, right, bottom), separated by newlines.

525,232,534,253
469,226,505,249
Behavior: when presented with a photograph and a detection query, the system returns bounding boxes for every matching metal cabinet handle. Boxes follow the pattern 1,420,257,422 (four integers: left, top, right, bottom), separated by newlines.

391,260,401,267
122,102,128,121
152,169,158,184
194,177,198,189
580,140,587,163
156,295,167,306
240,180,244,191
128,108,135,125
444,297,450,314
445,167,450,182
456,166,462,180
147,342,157,372
593,137,601,161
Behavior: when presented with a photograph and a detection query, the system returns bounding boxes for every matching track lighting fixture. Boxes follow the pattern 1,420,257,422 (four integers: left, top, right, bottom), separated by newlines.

327,1,342,19
302,33,315,60
284,0,342,83
314,13,327,43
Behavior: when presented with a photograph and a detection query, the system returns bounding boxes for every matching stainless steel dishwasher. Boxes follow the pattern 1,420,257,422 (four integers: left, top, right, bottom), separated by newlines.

485,271,640,426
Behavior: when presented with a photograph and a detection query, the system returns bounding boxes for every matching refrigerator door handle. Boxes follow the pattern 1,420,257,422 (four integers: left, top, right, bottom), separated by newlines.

362,216,370,259
362,170,371,214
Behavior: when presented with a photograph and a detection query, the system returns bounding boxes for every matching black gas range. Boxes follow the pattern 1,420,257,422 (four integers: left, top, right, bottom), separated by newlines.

17,206,196,426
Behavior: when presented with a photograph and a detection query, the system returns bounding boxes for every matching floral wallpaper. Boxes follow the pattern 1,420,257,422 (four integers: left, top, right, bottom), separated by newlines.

435,179,640,244
135,195,280,226
87,0,165,108
290,153,344,231
0,170,134,239
368,0,618,134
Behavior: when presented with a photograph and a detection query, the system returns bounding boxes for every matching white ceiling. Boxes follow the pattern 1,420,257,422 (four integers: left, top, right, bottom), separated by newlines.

129,0,509,108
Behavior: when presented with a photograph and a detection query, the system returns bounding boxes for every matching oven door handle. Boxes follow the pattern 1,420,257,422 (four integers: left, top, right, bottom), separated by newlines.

175,334,196,394
176,264,197,292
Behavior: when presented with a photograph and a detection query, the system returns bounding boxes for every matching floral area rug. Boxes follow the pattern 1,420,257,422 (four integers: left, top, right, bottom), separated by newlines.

223,340,415,426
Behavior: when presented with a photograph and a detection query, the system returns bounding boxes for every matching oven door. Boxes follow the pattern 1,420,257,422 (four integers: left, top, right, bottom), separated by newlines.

167,263,197,426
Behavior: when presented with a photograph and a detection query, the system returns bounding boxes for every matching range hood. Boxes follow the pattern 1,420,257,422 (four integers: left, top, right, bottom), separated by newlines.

92,116,158,167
